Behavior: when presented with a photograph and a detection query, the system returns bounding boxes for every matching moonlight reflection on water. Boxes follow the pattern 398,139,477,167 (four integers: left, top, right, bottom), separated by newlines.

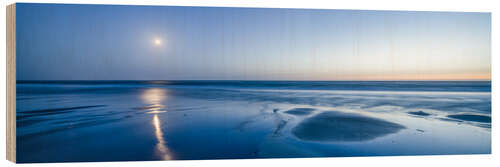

142,88,172,159
152,114,171,160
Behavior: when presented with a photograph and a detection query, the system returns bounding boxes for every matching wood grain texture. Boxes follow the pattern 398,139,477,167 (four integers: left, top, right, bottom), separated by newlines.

6,3,16,163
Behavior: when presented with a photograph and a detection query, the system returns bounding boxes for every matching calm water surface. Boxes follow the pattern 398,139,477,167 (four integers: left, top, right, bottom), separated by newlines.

16,81,491,162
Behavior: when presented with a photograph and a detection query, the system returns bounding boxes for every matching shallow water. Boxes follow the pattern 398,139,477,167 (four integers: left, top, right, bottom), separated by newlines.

16,81,491,162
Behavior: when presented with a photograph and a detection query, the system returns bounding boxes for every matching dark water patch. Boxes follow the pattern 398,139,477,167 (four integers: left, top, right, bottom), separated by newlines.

447,114,491,123
16,84,144,95
91,111,123,117
20,105,106,114
18,80,492,92
408,111,431,116
17,119,47,127
17,97,36,100
284,108,315,116
17,105,107,120
292,111,405,142
51,117,101,125
18,110,75,120
18,117,126,140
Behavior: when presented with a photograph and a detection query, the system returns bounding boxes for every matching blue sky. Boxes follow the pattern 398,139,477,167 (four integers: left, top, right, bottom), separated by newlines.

16,3,491,80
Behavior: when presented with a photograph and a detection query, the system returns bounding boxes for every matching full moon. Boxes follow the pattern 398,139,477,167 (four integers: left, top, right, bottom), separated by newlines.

153,38,162,46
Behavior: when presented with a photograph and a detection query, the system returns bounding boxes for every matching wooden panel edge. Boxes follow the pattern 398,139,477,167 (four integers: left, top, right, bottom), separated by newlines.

6,3,16,163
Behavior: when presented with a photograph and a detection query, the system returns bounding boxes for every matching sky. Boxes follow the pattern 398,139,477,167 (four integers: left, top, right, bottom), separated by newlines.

16,3,491,81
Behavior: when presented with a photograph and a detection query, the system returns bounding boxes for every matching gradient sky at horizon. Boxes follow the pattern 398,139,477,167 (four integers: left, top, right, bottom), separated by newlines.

16,3,491,81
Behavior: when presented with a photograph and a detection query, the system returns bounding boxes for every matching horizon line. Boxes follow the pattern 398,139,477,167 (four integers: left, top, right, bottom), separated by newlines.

16,79,492,82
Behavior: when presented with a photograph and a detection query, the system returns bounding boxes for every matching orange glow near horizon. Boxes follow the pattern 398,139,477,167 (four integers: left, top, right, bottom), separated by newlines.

285,71,491,81
333,73,491,81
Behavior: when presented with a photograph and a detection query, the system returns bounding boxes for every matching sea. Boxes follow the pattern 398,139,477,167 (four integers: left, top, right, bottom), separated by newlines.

16,81,491,162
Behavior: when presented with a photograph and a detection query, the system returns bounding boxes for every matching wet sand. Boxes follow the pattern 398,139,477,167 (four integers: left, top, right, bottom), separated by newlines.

292,111,405,142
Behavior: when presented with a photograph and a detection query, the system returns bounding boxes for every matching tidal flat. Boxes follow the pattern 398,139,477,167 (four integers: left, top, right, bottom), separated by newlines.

16,81,491,162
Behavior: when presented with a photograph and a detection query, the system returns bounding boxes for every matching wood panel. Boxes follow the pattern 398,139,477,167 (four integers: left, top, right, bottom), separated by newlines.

6,3,16,163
